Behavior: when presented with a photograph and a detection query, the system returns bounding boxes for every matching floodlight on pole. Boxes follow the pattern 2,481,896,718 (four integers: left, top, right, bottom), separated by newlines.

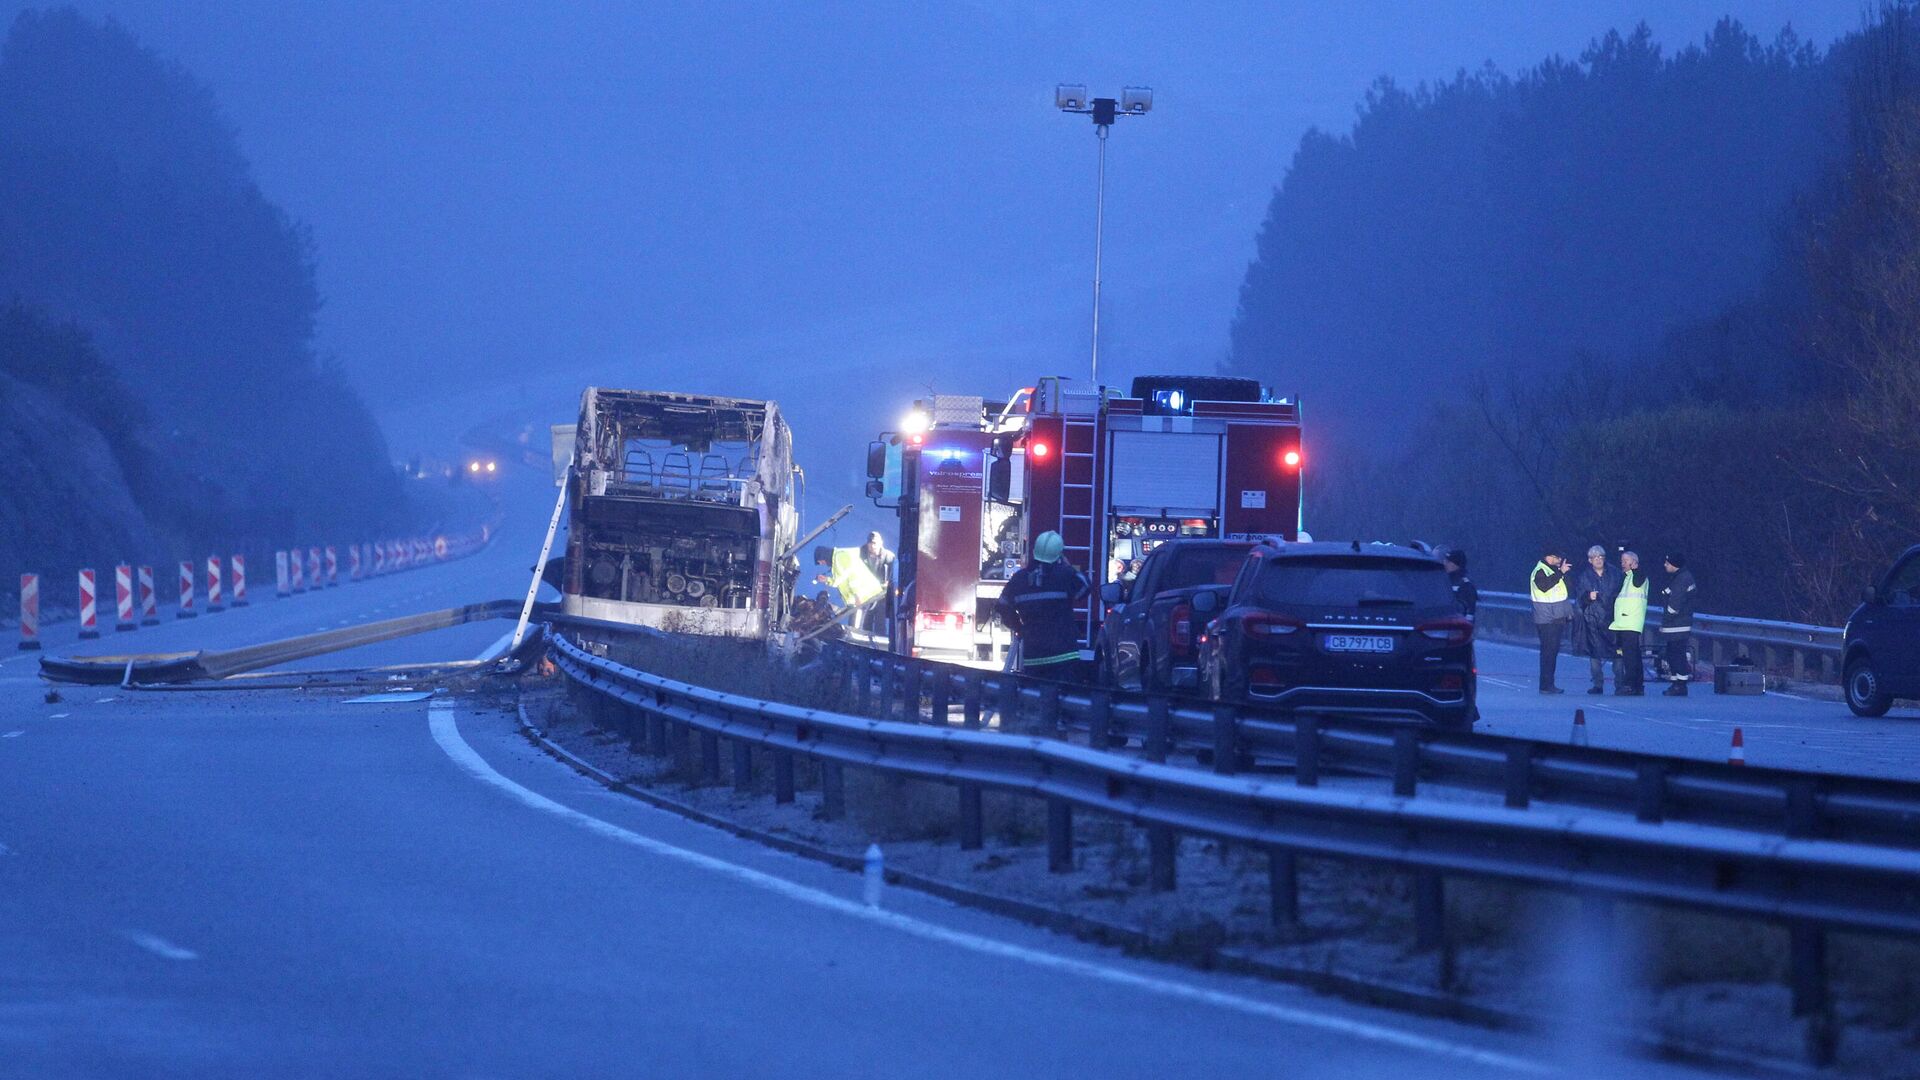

1055,85,1153,387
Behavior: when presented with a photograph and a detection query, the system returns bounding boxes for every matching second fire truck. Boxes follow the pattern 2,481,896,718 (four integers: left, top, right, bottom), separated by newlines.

867,374,1304,661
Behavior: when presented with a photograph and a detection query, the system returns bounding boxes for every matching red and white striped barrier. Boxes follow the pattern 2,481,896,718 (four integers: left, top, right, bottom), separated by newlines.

276,551,291,596
115,564,136,631
324,545,338,587
348,544,362,581
206,555,225,612
18,573,39,651
78,568,99,638
307,547,321,589
138,565,159,625
290,548,305,592
177,560,196,619
231,554,248,606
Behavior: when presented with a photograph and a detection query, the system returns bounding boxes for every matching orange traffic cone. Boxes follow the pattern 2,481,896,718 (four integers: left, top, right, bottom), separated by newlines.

1728,727,1746,766
1570,708,1589,747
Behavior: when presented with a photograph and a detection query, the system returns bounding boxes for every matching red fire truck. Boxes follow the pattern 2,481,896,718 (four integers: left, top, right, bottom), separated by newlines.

868,374,1303,661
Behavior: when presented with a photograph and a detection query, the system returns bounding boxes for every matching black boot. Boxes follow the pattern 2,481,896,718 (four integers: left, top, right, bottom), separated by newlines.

1662,682,1687,696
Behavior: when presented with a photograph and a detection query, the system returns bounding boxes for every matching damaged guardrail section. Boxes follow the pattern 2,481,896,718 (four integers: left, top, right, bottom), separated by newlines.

547,628,1920,1064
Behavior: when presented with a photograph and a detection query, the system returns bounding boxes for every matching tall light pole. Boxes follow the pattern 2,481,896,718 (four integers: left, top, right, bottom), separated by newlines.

1055,85,1152,387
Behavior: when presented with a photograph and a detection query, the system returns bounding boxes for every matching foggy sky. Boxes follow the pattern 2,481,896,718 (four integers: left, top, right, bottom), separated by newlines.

5,1,1863,535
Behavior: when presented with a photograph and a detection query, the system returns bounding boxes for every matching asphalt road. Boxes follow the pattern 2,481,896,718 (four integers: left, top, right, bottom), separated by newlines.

0,465,1742,1078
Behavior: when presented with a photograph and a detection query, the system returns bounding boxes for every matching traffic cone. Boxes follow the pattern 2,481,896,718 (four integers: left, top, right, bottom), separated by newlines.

1728,727,1746,766
1569,708,1589,747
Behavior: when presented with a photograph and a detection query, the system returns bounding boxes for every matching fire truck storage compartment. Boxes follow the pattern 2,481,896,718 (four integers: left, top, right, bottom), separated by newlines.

1107,430,1223,514
576,496,758,609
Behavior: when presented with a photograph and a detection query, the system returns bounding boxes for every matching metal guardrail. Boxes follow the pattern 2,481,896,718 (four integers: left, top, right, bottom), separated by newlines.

40,599,525,684
1478,590,1844,682
548,626,1920,1061
829,644,1920,849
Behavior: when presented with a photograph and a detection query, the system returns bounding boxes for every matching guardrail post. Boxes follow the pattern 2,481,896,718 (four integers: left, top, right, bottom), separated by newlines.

731,738,753,789
856,660,874,715
673,719,692,772
1635,762,1667,823
623,702,645,754
1148,826,1177,892
998,677,1021,732
1213,705,1239,776
647,712,668,757
929,670,950,725
1145,697,1170,763
878,663,897,720
1414,870,1446,958
1790,647,1806,682
1087,690,1111,749
1295,716,1320,787
1039,684,1062,736
1785,779,1821,839
700,730,721,785
1046,798,1073,872
958,784,983,850
1789,921,1829,1016
821,762,845,820
1392,729,1418,796
773,750,795,804
1503,744,1531,809
907,661,927,722
962,675,982,728
1268,848,1299,928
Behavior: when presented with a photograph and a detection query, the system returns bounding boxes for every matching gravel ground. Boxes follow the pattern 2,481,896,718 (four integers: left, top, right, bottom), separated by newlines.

524,677,1920,1077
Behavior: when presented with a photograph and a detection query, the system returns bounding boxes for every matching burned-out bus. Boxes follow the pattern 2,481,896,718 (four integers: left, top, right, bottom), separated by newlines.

560,388,799,638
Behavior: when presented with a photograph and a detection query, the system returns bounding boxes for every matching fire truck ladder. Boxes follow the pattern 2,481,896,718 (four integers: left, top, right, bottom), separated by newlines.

1059,414,1101,640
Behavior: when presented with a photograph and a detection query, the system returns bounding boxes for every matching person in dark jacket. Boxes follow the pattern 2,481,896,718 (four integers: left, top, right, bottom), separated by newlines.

1443,549,1477,617
1529,549,1574,694
1659,554,1698,696
993,530,1091,680
1571,544,1623,694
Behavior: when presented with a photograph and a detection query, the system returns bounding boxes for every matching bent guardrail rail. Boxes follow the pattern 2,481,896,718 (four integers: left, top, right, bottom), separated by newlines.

40,599,527,684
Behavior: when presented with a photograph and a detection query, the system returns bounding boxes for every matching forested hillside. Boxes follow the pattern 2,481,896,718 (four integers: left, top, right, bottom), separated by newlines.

1228,9,1920,622
0,9,401,583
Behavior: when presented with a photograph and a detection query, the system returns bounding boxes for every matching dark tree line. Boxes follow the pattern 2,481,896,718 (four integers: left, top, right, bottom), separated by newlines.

0,8,402,574
1228,9,1920,623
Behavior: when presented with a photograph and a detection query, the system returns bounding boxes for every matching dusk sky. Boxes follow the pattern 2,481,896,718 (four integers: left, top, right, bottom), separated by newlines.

5,1,1863,525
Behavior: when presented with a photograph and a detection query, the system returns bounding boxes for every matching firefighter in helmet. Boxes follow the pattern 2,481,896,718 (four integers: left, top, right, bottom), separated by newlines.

993,531,1091,679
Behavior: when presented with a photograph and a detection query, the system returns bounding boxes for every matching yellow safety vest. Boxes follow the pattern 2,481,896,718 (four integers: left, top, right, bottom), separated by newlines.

829,547,885,607
1610,573,1648,632
1528,561,1568,604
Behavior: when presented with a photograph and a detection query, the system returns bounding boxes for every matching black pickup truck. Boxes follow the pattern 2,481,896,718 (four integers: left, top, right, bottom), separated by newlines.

1094,539,1255,692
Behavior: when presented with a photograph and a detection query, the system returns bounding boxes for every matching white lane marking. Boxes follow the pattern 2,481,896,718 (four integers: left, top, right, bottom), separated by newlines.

47,713,68,719
93,697,115,704
427,702,1545,1075
2,731,22,738
123,931,198,960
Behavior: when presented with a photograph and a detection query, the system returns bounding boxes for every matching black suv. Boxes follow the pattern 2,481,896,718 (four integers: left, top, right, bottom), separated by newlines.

1843,544,1920,717
1196,542,1475,729
1095,539,1255,692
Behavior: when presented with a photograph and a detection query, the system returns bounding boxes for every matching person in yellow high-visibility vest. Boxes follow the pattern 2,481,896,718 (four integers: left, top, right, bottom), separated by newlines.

813,545,884,619
1529,549,1573,694
1609,551,1648,696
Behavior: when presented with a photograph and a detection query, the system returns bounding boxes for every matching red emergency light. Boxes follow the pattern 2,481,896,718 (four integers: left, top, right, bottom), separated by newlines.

1282,448,1301,470
1029,440,1051,460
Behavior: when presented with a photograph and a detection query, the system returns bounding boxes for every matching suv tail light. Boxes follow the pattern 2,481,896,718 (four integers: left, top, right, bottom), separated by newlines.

1170,602,1192,654
1416,617,1473,645
1244,613,1305,637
